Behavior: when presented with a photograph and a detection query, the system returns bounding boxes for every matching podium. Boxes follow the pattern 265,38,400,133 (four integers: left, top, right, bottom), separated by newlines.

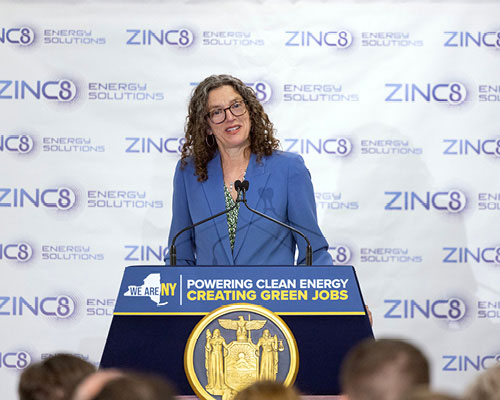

100,265,373,395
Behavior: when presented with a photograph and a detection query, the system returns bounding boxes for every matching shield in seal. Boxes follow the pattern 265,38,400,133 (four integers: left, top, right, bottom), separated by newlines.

224,340,258,391
185,303,299,400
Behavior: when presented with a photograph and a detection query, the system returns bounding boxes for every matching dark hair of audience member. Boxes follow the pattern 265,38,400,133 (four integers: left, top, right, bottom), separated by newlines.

234,381,301,400
340,338,430,400
19,353,96,400
464,364,500,400
91,372,176,400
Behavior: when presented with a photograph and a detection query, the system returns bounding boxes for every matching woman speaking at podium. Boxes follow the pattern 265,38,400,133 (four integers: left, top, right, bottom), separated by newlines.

166,74,332,266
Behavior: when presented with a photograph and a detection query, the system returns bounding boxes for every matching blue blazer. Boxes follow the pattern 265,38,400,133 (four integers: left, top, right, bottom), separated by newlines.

166,151,333,266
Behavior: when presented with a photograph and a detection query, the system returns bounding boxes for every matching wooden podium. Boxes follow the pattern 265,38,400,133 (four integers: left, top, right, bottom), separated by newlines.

100,265,373,395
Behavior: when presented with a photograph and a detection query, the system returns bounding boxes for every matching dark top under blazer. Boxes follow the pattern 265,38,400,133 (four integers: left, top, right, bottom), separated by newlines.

166,150,333,266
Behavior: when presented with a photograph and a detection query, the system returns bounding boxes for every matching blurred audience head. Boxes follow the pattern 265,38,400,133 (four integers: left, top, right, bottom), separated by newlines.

91,372,176,400
18,353,96,400
340,338,430,400
464,364,500,400
71,369,123,400
402,387,458,400
234,381,301,400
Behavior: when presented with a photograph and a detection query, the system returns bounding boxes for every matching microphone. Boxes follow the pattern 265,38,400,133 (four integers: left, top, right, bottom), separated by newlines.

167,185,242,266
234,179,313,266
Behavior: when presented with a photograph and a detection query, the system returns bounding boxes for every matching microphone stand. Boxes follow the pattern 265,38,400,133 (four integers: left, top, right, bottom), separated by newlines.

235,180,313,266
168,188,241,266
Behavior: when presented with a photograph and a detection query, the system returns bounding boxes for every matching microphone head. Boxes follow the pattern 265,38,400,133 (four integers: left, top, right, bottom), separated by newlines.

242,180,249,191
234,180,242,191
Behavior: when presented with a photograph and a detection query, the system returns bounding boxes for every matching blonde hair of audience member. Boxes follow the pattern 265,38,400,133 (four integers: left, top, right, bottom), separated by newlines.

18,353,96,400
70,369,123,400
91,372,176,400
340,338,430,400
234,381,301,400
464,364,500,400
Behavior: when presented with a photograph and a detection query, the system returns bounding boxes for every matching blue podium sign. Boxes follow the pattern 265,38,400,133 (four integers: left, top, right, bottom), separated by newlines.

114,265,365,316
101,265,372,395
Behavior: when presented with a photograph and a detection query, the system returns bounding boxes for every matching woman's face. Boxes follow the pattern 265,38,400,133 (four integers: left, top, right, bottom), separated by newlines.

206,85,251,153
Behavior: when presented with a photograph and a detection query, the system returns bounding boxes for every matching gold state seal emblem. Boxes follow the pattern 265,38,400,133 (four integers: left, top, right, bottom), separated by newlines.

185,303,298,400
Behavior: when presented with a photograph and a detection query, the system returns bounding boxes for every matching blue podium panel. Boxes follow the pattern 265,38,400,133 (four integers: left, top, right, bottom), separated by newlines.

101,266,373,395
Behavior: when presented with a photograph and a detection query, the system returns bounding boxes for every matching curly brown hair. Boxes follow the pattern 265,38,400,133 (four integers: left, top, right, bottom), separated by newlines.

181,75,280,181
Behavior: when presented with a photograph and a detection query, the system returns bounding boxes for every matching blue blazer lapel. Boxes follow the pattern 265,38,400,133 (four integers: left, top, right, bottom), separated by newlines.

232,153,270,261
201,152,234,265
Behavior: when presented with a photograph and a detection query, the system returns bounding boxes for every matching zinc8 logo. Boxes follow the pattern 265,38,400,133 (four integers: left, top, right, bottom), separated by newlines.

329,245,352,264
385,82,467,105
0,27,35,46
126,28,194,47
384,297,467,321
0,79,77,102
443,247,500,264
384,190,467,213
0,134,35,154
0,295,76,318
48,296,76,318
327,138,352,156
0,187,77,210
442,353,500,372
285,30,353,48
0,243,33,262
443,139,500,157
285,137,352,156
248,81,272,104
0,351,31,369
444,31,500,48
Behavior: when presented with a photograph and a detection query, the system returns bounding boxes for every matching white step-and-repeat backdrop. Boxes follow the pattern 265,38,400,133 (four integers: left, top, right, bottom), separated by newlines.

1,0,499,398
